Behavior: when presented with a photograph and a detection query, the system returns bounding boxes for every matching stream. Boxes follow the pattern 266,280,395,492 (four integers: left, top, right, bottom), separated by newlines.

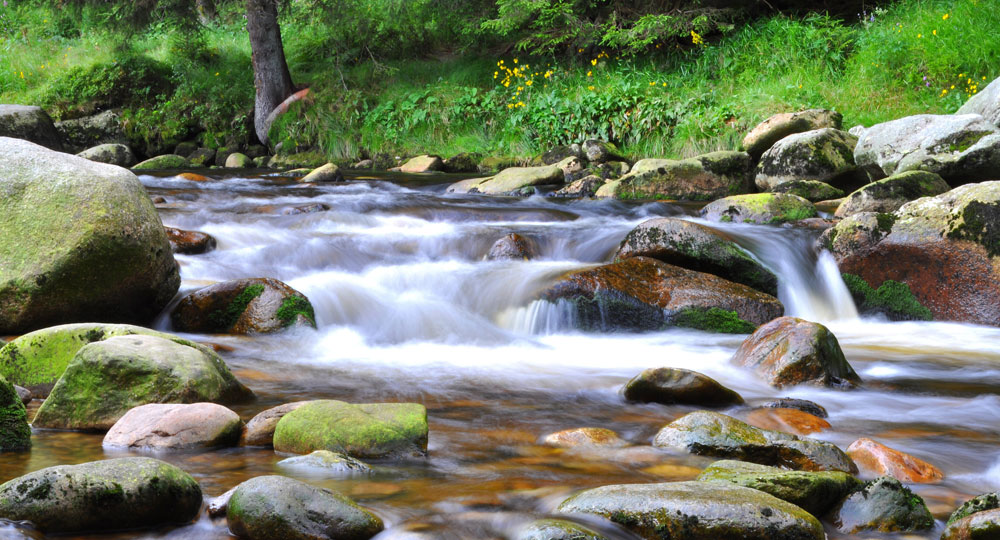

4,168,1000,539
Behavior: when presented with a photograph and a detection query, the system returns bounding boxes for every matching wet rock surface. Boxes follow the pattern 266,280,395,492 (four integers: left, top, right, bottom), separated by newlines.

622,367,744,407
828,476,934,534
171,277,317,334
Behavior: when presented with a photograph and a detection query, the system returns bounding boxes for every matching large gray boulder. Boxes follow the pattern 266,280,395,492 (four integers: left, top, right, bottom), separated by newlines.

77,143,137,167
54,110,127,153
170,277,317,334
829,476,934,534
596,151,751,201
743,109,842,160
958,75,1000,128
447,165,564,195
755,128,860,191
700,193,817,224
0,138,180,334
835,170,950,218
0,105,62,150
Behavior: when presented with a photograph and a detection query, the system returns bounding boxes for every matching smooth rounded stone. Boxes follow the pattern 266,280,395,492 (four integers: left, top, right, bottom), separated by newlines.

742,408,830,436
697,459,862,516
207,487,236,518
0,138,180,334
13,385,31,405
583,139,625,164
943,508,1000,540
54,110,127,153
448,165,564,195
557,481,823,540
653,410,857,472
225,152,252,168
622,367,743,407
352,159,374,169
700,192,818,225
486,233,540,261
959,76,1000,128
771,179,844,202
281,202,331,215
0,457,201,534
732,316,861,388
828,476,934,534
598,151,751,201
552,175,604,197
133,154,191,170
170,277,317,334
540,143,585,165
227,475,383,540
442,152,481,173
514,518,608,540
76,143,136,167
177,171,212,182
277,450,373,475
542,428,626,448
103,402,243,450
756,128,860,192
749,397,828,418
188,147,216,166
854,114,1000,183
742,109,842,160
949,493,1000,526
32,333,253,430
214,145,239,166
301,163,344,182
0,104,63,150
555,155,586,178
242,401,312,446
835,170,950,218
615,217,778,295
846,437,943,483
396,155,443,173
165,227,217,254
0,375,30,450
273,400,428,459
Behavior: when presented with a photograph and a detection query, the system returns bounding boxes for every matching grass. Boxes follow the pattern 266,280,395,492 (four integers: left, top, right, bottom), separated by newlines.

1,0,998,161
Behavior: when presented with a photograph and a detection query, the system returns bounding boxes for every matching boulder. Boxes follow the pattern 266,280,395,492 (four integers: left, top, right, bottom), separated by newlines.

949,493,1000,526
225,152,252,168
103,402,243,449
277,450,373,475
700,193,817,224
245,144,268,159
552,175,604,197
750,397,828,418
133,154,191,170
188,147,216,167
697,459,861,516
214,145,238,166
0,105,62,150
448,166,564,195
0,374,30,451
541,257,783,333
273,400,428,459
854,114,1000,183
14,385,31,406
652,411,857,472
622,367,743,407
0,138,180,334
281,203,330,215
731,317,861,388
301,163,344,182
846,438,943,483
165,227,217,254
242,401,312,446
828,476,934,534
835,170,950,218
755,128,860,191
597,151,751,201
227,475,383,540
486,233,540,261
352,159,374,169
54,110,126,153
170,277,317,334
173,142,198,157
540,144,585,165
397,155,443,173
0,457,201,534
515,519,608,540
32,333,253,430
615,217,778,295
76,143,136,167
554,156,586,178
943,508,1000,540
957,75,1000,128
557,481,823,540
177,172,212,183
771,179,845,202
582,139,625,163
442,153,481,173
542,428,626,448
743,408,830,436
743,109,843,160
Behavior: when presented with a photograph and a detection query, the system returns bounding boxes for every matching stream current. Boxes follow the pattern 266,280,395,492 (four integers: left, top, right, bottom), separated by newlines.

4,169,1000,539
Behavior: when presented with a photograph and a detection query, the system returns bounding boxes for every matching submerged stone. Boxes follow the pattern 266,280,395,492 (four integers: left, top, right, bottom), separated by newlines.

847,437,943,483
828,476,934,534
103,402,244,450
171,277,317,334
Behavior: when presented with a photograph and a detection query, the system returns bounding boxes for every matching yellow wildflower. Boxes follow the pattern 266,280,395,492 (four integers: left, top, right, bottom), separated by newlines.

691,30,703,45
587,71,592,77
917,34,922,38
513,58,518,64
525,80,533,86
591,59,597,66
943,13,950,20
588,85,595,91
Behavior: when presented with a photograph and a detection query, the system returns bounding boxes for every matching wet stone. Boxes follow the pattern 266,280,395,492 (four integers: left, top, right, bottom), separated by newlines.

622,367,744,407
828,476,934,534
749,397,828,418
542,427,626,448
847,437,943,483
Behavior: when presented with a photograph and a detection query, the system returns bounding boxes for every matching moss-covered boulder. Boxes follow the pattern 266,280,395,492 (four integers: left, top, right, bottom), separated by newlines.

0,457,201,534
959,76,1000,129
835,170,950,218
943,508,1000,540
188,147,216,167
697,459,861,516
828,476,933,534
597,151,751,201
515,519,608,540
77,143,136,167
32,333,253,430
615,217,778,295
228,475,383,540
732,317,861,388
583,139,626,164
224,152,252,168
950,493,1000,527
0,105,62,150
557,481,823,540
742,109,842,160
622,367,743,407
277,450,373,476
54,110,127,153
0,138,180,334
700,193,818,225
553,175,604,197
0,374,30,451
133,154,191,170
771,180,845,202
486,233,540,261
540,257,783,333
171,277,317,334
756,128,860,191
103,402,244,449
653,411,857,472
242,401,313,446
273,400,428,459
301,163,344,183
448,165,564,195
442,152,482,173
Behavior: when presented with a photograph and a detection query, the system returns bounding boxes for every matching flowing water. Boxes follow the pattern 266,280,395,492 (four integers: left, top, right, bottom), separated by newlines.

4,169,1000,539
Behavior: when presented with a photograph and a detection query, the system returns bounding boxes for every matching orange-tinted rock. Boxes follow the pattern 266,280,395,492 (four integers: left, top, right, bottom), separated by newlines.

846,438,943,483
170,277,316,334
486,233,539,261
744,408,830,436
542,427,626,448
103,402,243,450
241,401,313,446
164,227,217,254
177,172,211,182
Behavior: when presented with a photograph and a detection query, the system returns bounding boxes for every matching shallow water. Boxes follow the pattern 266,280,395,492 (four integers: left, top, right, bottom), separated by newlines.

4,168,1000,539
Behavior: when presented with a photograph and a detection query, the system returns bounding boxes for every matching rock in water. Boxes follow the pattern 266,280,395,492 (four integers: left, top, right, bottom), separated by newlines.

829,476,934,534
225,152,252,168
949,492,1000,526
273,400,428,459
397,155,443,173
486,233,540,261
227,475,383,540
32,333,253,430
732,317,861,388
515,519,609,540
103,402,244,449
133,154,192,170
835,170,950,218
846,438,943,483
448,165,564,195
557,481,824,540
165,227,217,254
942,508,1000,540
242,401,313,446
0,105,62,150
277,450,373,476
597,151,751,201
0,374,30,451
622,367,744,407
0,138,180,334
301,163,344,182
0,457,202,534
170,277,317,334
700,193,817,224
743,109,843,160
542,428,626,448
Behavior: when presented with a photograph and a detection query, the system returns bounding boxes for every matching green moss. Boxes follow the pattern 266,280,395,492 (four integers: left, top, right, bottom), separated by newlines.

842,274,932,321
208,284,265,331
0,375,30,451
672,307,756,334
276,295,317,328
875,213,898,233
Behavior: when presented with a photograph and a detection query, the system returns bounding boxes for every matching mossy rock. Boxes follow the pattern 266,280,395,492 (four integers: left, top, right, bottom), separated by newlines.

273,400,428,459
841,274,932,321
77,143,136,167
170,277,317,334
515,519,608,540
0,105,63,150
0,374,30,451
742,109,842,160
697,460,861,516
943,508,1000,540
835,170,950,218
276,450,373,476
701,193,818,225
949,492,1000,526
755,128,860,191
449,165,564,195
0,457,202,534
133,154,191,170
828,476,933,534
772,180,845,202
607,151,751,201
224,152,252,168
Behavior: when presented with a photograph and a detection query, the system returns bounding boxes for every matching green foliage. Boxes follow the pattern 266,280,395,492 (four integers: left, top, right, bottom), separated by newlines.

39,55,173,120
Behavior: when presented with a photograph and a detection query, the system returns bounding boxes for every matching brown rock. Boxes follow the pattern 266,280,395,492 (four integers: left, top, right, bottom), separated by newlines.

241,401,313,446
542,427,626,448
164,227,217,255
281,203,330,215
150,196,167,204
846,438,943,483
103,403,243,450
170,277,317,334
206,487,236,518
486,233,540,261
743,408,830,435
552,175,604,197
622,367,743,407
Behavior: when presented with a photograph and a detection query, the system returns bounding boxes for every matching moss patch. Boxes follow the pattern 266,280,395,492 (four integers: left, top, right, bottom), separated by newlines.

208,284,265,331
672,307,756,334
276,295,316,328
842,274,932,321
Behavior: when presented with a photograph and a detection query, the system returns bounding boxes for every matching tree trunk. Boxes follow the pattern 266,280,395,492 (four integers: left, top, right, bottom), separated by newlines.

246,0,294,145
